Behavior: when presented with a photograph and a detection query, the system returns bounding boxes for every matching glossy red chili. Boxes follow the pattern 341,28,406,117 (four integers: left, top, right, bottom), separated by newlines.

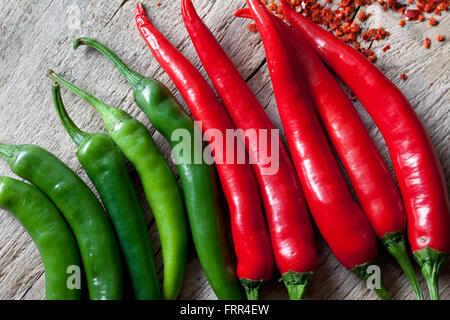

282,0,450,299
235,7,423,300
135,3,271,300
246,0,389,299
181,0,317,300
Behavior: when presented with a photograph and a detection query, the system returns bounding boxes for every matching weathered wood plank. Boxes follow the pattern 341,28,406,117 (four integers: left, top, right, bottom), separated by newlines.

0,0,448,300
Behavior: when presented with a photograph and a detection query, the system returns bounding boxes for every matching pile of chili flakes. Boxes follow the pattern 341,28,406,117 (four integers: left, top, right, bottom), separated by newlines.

248,0,447,64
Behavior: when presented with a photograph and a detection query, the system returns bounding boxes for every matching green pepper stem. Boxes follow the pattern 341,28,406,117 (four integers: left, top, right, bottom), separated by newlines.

414,247,448,300
0,143,20,166
382,231,423,299
47,70,124,132
240,278,262,300
52,83,91,147
352,258,391,300
73,37,144,91
282,271,313,300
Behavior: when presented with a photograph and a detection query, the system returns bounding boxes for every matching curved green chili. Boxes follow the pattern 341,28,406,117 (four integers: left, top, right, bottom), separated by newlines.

48,70,188,300
0,177,81,300
73,37,243,300
52,83,161,300
0,143,123,300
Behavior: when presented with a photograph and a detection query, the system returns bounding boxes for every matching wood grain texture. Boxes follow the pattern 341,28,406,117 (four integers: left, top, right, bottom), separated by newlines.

0,0,448,300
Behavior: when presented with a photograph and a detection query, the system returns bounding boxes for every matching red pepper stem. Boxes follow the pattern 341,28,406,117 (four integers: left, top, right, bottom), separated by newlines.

381,231,424,300
352,258,391,300
73,37,144,91
47,70,124,132
52,83,91,148
240,279,262,300
281,271,314,300
413,247,448,300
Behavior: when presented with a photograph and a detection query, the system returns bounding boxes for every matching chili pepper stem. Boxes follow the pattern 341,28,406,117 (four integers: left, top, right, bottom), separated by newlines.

73,38,143,91
413,247,448,300
47,70,123,131
281,271,314,300
352,259,391,300
240,279,263,300
381,231,424,299
52,83,91,147
0,143,19,166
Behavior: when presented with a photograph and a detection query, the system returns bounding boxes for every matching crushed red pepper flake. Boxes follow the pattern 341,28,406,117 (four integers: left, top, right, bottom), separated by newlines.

156,2,161,6
358,11,368,21
383,45,391,51
246,23,258,33
244,0,449,61
436,34,445,41
367,54,378,62
428,17,439,25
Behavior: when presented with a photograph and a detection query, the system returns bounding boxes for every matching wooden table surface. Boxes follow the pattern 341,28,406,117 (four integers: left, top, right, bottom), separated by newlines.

0,0,448,300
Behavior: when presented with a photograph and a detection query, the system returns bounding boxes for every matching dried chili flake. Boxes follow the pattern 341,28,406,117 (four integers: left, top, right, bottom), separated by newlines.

404,7,421,20
276,4,284,14
436,34,445,41
374,27,390,40
428,17,439,25
424,3,433,12
437,3,448,10
400,73,408,80
424,37,431,48
268,2,277,11
387,0,398,6
362,30,374,41
247,23,258,33
358,11,368,21
368,54,377,62
250,0,448,56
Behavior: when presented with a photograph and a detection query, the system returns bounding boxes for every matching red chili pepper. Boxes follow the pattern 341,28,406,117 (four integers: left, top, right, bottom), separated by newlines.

236,6,423,300
282,0,450,300
181,0,318,300
245,0,388,299
134,3,273,300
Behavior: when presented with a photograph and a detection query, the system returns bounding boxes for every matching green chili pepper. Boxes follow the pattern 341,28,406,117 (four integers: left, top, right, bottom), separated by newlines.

0,143,123,300
72,37,243,300
0,177,81,300
48,70,188,300
51,83,161,300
